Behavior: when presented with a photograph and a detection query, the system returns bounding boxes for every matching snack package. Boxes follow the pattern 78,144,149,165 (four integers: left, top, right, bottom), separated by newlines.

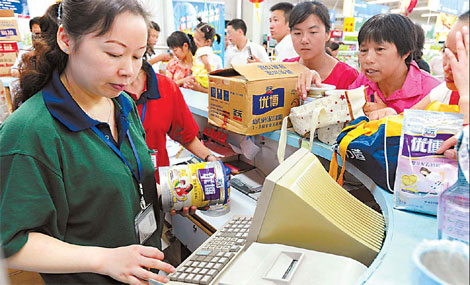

159,160,230,212
394,109,464,215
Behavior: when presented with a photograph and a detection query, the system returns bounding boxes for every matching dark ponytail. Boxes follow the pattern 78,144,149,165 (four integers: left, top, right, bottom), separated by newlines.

167,31,197,55
196,18,221,45
15,0,148,110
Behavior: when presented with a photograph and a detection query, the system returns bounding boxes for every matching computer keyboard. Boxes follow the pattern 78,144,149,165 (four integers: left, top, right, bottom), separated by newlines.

168,215,253,284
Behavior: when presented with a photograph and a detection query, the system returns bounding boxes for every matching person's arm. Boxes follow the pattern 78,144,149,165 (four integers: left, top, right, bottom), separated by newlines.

183,137,217,161
7,232,175,284
201,54,212,73
148,53,171,66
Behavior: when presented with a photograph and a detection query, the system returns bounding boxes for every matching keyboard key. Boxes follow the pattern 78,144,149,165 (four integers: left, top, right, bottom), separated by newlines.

197,249,212,256
178,273,188,282
216,251,224,257
192,261,200,268
192,267,201,275
213,263,223,271
218,257,229,264
200,275,212,285
185,267,193,273
185,273,195,282
230,245,240,252
208,269,218,276
200,268,209,275
169,272,179,281
236,238,245,245
193,274,203,283
199,262,207,268
211,257,220,263
224,252,234,258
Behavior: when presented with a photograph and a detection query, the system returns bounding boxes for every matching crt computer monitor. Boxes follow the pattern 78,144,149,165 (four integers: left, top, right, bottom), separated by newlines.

245,147,385,266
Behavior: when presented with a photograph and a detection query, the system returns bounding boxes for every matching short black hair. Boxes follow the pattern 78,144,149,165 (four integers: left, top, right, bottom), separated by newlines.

459,10,469,21
289,1,330,33
227,19,247,35
29,17,41,31
150,21,160,32
167,31,197,55
358,14,416,65
270,2,294,23
329,41,339,51
413,23,425,60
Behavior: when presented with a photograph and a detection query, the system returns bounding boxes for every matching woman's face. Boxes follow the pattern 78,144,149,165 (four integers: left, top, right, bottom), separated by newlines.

170,43,189,60
291,14,329,61
148,28,159,47
443,21,468,91
63,11,148,98
359,39,409,83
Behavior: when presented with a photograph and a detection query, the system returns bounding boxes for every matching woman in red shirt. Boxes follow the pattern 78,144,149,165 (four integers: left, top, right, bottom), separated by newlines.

285,1,358,95
125,61,217,183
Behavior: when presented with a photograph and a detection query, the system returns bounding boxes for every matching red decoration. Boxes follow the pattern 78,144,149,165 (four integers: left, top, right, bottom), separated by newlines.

249,0,264,3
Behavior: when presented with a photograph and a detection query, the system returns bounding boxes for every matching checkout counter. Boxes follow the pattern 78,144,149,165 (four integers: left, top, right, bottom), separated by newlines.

176,88,438,284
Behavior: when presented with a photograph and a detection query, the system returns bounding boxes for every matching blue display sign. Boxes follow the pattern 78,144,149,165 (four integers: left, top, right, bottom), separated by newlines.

328,9,336,26
0,0,29,17
173,0,225,65
437,0,468,16
354,0,389,19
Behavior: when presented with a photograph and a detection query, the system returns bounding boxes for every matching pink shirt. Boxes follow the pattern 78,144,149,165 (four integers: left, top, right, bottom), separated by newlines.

284,57,359,89
348,61,441,113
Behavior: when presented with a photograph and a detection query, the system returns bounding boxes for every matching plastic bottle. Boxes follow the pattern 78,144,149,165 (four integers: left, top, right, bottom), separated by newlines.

437,126,469,244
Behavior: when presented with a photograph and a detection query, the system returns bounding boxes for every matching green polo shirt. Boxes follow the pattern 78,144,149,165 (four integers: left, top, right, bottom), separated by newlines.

0,71,162,284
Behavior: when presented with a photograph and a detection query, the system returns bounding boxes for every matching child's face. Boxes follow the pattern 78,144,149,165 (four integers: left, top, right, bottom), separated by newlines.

194,29,207,48
443,21,469,91
359,39,409,84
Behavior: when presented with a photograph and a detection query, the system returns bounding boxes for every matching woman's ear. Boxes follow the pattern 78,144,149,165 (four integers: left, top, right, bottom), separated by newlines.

57,25,72,54
403,51,411,61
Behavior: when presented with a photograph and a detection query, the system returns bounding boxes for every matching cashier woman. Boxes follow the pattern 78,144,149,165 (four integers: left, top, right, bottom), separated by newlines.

0,0,175,283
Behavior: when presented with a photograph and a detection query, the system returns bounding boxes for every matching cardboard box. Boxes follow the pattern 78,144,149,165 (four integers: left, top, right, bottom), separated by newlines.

0,42,18,76
208,62,308,135
0,10,21,42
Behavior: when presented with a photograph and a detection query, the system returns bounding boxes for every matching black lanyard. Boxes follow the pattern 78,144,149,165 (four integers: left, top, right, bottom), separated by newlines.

91,126,147,209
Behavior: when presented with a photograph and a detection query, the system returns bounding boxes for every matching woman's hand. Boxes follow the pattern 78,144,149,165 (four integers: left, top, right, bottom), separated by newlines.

437,135,458,161
170,206,197,217
296,70,322,100
368,107,397,121
98,245,175,284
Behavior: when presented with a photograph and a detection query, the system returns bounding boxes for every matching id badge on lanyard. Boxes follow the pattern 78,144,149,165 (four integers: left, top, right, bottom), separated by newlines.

91,126,157,244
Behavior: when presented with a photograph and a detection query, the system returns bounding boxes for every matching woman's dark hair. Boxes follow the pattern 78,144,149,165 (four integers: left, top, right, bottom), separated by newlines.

358,14,416,65
167,31,197,55
289,1,330,33
413,23,425,60
459,10,469,21
196,17,221,45
29,17,41,31
15,0,148,110
150,21,160,32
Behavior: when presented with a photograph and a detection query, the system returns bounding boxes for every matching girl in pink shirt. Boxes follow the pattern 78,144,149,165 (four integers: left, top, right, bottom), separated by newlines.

286,1,358,94
348,14,440,119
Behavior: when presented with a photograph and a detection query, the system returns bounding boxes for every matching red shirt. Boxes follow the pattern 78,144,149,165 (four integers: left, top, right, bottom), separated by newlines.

283,57,359,89
129,63,199,182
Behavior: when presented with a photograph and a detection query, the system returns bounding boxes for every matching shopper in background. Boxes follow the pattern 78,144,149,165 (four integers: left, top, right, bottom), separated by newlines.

1,1,175,283
145,21,172,71
326,41,340,58
166,31,196,88
191,19,223,91
290,1,359,97
124,61,217,184
10,17,42,77
348,14,441,119
224,19,269,68
269,2,298,62
413,23,431,73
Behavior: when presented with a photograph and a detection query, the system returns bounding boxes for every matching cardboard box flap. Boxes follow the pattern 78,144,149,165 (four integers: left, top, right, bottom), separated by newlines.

232,62,308,81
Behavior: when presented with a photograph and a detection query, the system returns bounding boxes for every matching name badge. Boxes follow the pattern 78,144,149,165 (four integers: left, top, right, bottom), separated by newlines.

150,149,158,170
134,203,157,244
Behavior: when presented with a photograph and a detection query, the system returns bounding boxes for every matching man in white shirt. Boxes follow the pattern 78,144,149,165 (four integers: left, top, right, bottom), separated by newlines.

270,2,298,62
224,19,269,68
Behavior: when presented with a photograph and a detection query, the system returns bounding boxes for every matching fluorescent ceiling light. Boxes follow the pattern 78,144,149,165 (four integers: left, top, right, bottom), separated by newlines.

421,13,440,17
